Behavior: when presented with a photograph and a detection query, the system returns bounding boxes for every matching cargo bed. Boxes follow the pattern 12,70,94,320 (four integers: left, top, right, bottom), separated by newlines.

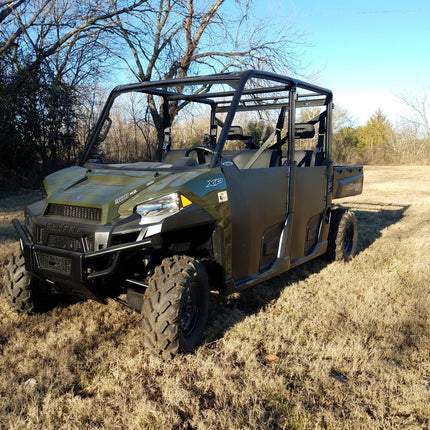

332,166,364,199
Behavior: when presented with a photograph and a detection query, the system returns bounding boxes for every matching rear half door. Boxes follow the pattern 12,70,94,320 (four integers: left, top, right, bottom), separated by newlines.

289,165,327,262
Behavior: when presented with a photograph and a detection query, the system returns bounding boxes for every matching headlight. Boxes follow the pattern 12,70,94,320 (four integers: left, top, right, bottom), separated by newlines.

136,193,192,225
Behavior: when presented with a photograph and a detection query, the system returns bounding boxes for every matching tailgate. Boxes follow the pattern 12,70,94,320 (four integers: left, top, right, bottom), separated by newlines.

333,166,363,199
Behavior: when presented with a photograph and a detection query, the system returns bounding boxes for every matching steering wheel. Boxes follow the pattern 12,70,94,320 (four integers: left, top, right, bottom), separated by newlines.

184,146,215,164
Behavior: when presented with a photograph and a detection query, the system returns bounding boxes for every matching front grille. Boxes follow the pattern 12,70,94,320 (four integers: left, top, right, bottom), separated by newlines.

36,252,72,275
47,234,83,252
45,204,102,222
42,232,95,252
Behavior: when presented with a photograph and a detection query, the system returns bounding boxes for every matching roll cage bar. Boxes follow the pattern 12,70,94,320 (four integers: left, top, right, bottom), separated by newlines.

79,70,333,168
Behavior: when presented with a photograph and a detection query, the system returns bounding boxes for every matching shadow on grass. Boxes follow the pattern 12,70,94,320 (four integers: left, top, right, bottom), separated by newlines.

0,224,19,242
344,202,409,254
0,190,43,209
0,191,43,242
204,202,409,345
1,202,409,349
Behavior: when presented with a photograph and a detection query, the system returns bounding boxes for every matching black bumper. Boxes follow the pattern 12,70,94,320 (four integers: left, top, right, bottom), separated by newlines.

13,218,152,286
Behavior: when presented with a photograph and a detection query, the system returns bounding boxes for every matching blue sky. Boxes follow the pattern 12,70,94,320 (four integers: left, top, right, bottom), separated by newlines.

260,0,430,126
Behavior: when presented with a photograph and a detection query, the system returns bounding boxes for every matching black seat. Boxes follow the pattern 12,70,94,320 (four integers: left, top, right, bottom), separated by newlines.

170,157,198,168
231,149,280,169
162,149,188,164
163,149,205,164
294,150,315,167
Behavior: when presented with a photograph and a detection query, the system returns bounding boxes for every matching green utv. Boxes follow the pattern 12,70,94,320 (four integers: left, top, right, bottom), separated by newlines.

2,70,363,358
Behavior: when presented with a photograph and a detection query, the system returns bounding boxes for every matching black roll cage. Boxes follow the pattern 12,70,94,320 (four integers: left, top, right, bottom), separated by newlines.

79,69,333,168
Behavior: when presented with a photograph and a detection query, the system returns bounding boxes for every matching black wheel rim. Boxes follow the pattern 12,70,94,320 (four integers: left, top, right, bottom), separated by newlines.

181,282,199,337
344,223,354,255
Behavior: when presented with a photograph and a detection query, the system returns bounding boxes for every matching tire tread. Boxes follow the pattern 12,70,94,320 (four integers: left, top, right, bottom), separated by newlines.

327,209,358,262
141,255,209,359
2,251,50,314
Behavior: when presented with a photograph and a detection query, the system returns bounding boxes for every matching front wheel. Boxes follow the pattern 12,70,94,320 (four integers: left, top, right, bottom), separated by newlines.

141,255,209,359
327,209,358,262
2,251,50,314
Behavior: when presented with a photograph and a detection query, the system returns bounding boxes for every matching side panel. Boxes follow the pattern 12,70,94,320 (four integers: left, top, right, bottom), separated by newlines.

222,165,289,282
289,166,327,262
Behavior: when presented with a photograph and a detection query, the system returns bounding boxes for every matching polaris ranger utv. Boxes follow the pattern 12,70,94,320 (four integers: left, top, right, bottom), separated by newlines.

2,70,363,358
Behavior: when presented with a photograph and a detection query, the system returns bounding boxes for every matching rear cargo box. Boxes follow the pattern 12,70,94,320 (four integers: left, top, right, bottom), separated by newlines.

332,166,364,199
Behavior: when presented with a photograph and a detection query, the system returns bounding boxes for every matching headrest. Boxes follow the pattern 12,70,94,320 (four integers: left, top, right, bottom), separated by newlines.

295,123,315,139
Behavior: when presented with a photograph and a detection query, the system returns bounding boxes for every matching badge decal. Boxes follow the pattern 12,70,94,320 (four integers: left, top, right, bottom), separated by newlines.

115,189,137,205
115,193,129,204
206,178,223,188
218,191,228,202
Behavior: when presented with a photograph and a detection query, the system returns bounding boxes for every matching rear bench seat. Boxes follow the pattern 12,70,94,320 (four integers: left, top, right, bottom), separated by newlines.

162,148,281,169
281,150,316,167
230,149,280,169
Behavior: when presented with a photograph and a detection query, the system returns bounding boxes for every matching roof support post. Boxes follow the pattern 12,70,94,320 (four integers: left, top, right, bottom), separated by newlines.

287,86,297,163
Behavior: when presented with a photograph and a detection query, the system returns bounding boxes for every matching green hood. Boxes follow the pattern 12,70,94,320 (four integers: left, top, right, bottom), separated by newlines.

43,165,220,224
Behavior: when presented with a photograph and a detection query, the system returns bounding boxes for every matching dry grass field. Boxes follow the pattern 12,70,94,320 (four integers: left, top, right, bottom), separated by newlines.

0,166,429,429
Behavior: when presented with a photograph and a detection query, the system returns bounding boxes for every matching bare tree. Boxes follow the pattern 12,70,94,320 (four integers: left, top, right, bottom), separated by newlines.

1,0,307,173
398,90,430,138
109,0,305,157
0,0,151,180
0,0,148,81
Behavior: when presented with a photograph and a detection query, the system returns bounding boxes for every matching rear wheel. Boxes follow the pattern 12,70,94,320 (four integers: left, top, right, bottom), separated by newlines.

327,209,358,262
2,251,50,314
141,255,209,359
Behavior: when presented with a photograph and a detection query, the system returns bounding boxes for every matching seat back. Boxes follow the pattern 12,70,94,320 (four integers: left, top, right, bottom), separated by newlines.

231,149,280,169
294,150,315,167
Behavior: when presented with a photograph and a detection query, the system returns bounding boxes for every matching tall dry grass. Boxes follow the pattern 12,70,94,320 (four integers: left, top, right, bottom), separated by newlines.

0,167,429,429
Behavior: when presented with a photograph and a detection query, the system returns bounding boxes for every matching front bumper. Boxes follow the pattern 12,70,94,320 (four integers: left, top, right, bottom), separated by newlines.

13,218,152,286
